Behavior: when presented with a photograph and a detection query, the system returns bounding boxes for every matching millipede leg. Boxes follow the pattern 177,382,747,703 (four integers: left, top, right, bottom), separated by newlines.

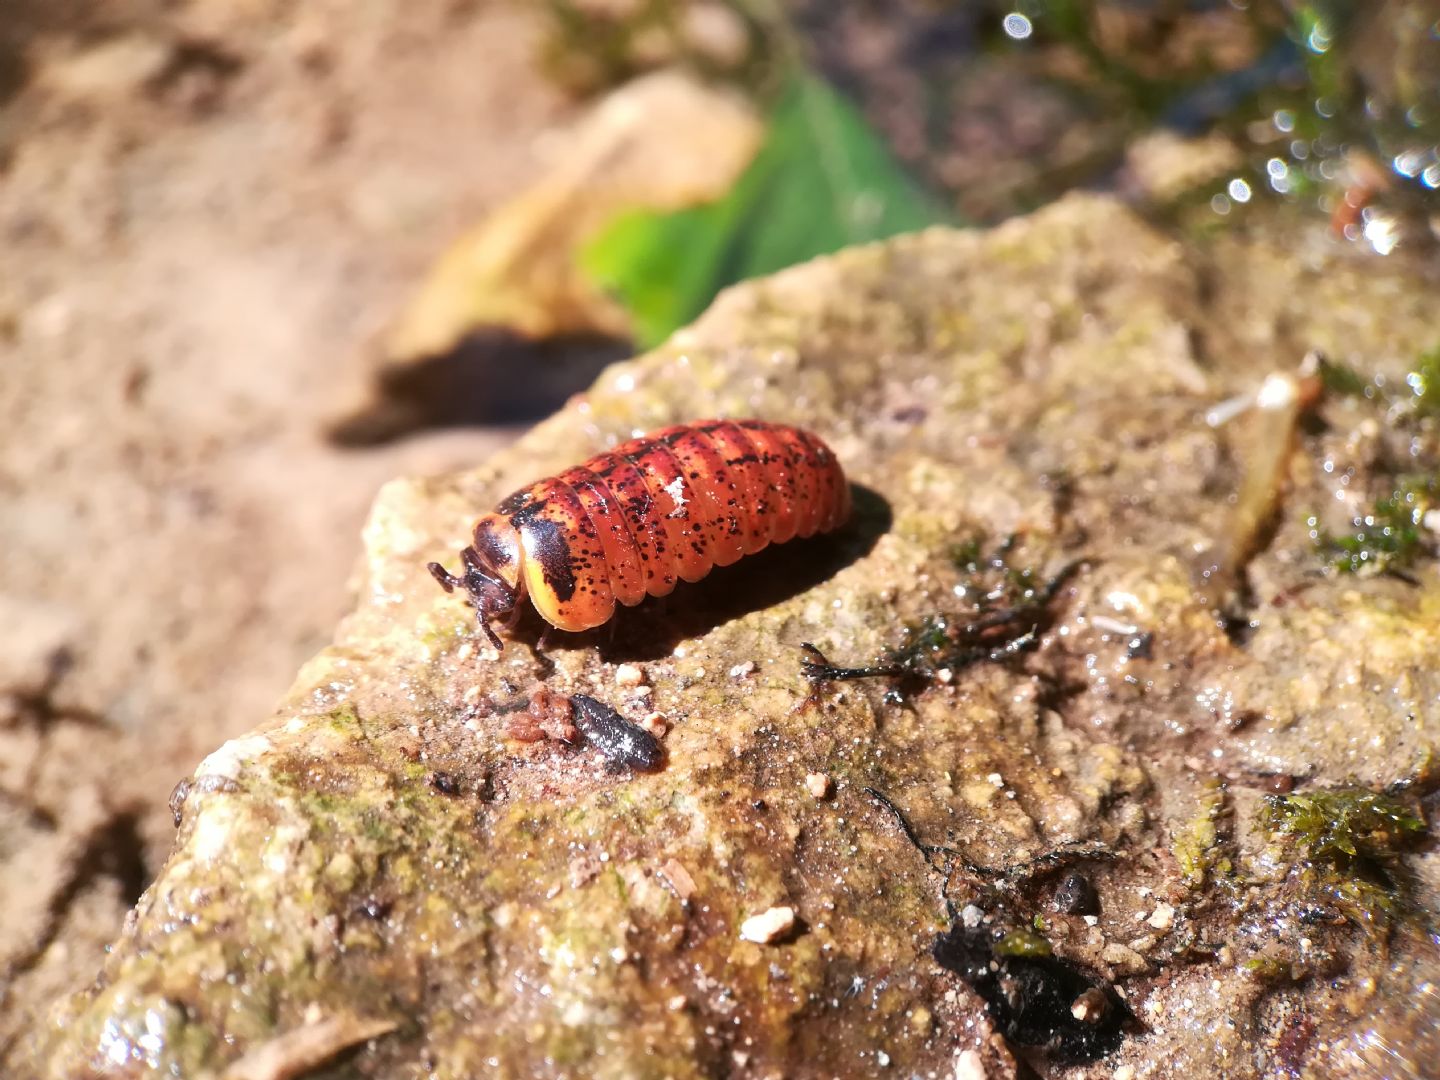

478,615,504,651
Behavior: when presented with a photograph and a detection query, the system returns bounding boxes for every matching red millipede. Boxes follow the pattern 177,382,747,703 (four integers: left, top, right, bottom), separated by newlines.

428,419,851,649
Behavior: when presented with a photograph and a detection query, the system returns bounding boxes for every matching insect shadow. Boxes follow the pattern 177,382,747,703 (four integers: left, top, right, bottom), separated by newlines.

328,329,632,446
505,483,893,663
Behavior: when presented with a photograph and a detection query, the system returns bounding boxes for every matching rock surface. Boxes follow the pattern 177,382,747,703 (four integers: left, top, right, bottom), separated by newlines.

26,195,1440,1079
0,2,559,1060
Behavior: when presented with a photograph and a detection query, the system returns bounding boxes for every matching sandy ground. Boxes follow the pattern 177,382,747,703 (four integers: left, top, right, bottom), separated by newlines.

0,0,567,1053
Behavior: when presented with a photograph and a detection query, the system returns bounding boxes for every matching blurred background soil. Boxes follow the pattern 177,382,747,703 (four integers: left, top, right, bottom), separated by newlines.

0,0,565,1047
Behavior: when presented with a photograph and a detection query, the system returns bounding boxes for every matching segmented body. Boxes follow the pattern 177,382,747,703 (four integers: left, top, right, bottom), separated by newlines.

429,419,850,643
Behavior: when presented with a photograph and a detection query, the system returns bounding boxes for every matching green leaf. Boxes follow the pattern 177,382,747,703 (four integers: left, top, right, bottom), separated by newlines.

581,73,954,348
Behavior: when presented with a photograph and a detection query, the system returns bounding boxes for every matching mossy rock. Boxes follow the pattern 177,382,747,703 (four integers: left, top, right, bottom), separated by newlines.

24,195,1440,1079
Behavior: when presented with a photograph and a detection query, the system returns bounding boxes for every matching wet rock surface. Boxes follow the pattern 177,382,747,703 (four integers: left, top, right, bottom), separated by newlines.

25,195,1440,1079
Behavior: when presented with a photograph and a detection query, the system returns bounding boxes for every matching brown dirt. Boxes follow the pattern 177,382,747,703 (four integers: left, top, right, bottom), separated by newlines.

0,0,565,1055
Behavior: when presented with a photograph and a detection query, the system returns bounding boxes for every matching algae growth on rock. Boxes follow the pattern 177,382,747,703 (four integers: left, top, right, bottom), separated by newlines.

22,195,1440,1079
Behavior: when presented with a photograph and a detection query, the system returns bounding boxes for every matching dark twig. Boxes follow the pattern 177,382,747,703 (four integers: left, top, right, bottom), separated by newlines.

803,559,1085,686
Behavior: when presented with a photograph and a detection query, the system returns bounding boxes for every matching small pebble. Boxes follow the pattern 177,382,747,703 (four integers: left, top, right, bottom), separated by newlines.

640,712,668,738
659,858,696,900
614,663,646,687
739,905,795,944
1070,987,1110,1024
427,771,461,796
1146,902,1176,930
569,854,603,888
952,1050,986,1080
729,660,756,678
1101,943,1146,972
804,772,833,799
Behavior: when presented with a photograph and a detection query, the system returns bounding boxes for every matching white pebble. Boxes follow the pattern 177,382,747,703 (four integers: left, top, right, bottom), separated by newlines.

952,1049,987,1080
804,772,832,799
739,905,795,944
614,663,646,687
1071,989,1108,1023
1147,902,1176,930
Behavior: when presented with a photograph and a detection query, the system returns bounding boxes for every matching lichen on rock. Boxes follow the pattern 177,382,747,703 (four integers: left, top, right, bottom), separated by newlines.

24,195,1440,1079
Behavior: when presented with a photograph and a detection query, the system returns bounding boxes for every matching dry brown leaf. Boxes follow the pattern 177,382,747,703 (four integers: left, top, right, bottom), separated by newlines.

326,70,761,443
387,69,761,359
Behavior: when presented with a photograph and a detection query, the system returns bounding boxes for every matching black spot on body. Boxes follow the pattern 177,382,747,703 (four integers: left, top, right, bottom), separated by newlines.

497,488,540,517
521,516,577,602
472,518,517,569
